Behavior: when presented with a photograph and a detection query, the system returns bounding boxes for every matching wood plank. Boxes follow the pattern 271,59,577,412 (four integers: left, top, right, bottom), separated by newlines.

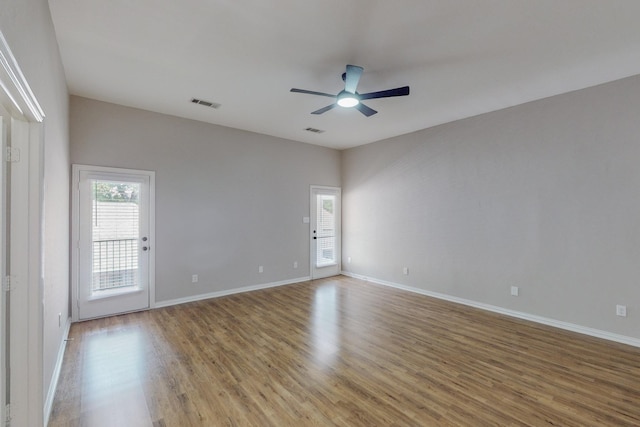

49,276,640,426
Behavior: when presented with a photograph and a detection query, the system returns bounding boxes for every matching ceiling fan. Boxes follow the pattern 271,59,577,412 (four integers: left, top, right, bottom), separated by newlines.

290,65,410,117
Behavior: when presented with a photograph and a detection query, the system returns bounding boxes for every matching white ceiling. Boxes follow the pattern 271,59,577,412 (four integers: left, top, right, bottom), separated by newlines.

49,1,640,150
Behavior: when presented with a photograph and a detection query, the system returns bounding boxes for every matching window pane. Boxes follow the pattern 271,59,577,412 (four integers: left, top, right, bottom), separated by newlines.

316,195,336,267
91,180,140,292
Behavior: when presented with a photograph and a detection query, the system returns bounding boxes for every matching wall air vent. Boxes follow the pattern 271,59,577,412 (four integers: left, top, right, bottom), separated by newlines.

305,127,325,134
191,98,221,109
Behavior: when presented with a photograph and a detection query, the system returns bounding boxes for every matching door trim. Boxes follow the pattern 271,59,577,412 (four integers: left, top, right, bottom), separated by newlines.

0,29,45,427
71,164,156,321
310,185,341,279
0,30,45,123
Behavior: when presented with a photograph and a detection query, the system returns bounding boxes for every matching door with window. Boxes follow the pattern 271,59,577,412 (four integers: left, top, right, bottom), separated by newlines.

73,165,155,320
310,186,341,279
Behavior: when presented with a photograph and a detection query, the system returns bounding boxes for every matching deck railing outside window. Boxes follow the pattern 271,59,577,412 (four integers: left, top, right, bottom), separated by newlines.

92,238,139,291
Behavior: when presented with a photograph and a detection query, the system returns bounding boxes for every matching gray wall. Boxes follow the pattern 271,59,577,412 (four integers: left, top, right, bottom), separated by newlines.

2,0,636,413
0,0,70,404
70,96,341,303
342,75,640,340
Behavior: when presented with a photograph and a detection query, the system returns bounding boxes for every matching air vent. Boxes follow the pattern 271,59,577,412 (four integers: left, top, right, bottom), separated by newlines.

191,98,221,109
305,127,325,134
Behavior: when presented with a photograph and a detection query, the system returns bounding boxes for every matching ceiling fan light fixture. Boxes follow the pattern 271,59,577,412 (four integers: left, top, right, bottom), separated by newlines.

337,91,359,108
291,65,409,116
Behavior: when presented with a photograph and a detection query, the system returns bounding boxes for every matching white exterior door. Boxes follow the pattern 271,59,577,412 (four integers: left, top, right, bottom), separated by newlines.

73,165,155,320
310,186,341,279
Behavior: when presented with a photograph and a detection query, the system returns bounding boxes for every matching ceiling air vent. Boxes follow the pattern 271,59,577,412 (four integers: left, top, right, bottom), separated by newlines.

191,98,221,109
305,127,325,134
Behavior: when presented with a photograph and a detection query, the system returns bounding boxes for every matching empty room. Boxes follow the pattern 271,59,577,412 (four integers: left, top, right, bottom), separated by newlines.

1,1,639,426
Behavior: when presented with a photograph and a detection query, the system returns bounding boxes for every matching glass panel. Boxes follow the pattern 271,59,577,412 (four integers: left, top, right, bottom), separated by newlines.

91,180,140,293
316,194,336,267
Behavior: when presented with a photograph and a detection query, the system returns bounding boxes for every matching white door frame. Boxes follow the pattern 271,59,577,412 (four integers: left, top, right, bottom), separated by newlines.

71,164,156,321
0,115,5,425
0,29,46,427
310,185,341,279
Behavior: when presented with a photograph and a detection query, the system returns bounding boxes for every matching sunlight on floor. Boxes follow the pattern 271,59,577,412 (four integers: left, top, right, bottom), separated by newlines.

81,328,153,426
312,283,339,368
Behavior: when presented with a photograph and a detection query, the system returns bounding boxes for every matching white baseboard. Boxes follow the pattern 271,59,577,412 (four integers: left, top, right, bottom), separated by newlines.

44,318,72,426
155,276,311,309
341,271,640,348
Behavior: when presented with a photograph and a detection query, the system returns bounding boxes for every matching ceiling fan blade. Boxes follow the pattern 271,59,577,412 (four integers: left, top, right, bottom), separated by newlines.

359,86,410,100
344,65,363,94
290,88,337,98
355,103,377,117
311,103,338,115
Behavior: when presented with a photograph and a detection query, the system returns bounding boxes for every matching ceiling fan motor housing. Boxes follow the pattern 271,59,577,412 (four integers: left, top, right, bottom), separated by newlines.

290,64,410,116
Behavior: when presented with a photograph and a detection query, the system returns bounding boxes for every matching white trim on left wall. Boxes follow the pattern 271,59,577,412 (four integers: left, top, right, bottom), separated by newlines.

0,28,46,427
0,31,45,122
43,319,71,426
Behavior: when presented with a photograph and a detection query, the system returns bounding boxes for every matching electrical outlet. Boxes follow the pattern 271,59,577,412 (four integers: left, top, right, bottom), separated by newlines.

403,267,409,275
259,265,264,273
347,257,351,263
616,305,627,317
511,286,519,296
293,261,298,269
191,274,198,283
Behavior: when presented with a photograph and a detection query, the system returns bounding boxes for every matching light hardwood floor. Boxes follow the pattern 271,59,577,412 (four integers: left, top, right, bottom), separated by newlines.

49,276,640,426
